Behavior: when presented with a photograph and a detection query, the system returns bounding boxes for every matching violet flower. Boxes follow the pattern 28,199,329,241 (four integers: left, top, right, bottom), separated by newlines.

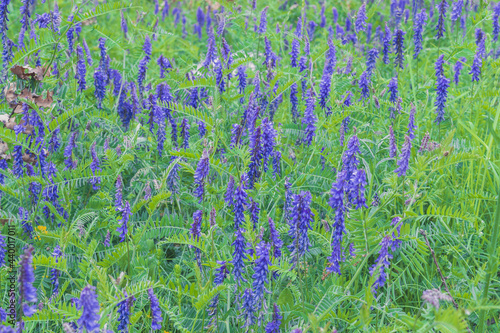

382,23,392,64
252,242,270,304
370,236,393,293
453,57,467,84
232,229,248,285
117,201,131,242
393,29,405,69
194,149,210,203
394,135,412,177
355,3,367,32
19,246,37,317
436,0,449,39
435,74,450,123
258,7,269,34
302,89,317,146
148,289,162,330
389,125,397,158
288,191,314,264
413,9,428,59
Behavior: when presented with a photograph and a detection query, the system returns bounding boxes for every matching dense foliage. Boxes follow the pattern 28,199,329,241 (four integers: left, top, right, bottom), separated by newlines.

0,0,500,332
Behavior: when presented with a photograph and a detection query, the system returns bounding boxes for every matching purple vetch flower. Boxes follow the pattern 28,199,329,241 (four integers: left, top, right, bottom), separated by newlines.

237,65,247,96
272,150,281,179
203,36,216,68
191,210,203,267
225,175,235,206
247,124,262,188
348,169,368,209
388,76,398,103
94,67,107,109
435,74,450,123
240,288,256,328
18,0,31,49
395,135,412,177
180,118,190,149
89,142,102,190
232,229,248,285
206,261,229,330
453,57,466,84
194,149,210,203
138,35,152,92
419,132,430,153
390,217,403,251
319,61,332,111
470,33,484,82
158,55,172,78
493,2,500,43
451,0,463,22
19,207,32,239
249,198,260,230
82,38,93,66
422,289,453,309
288,191,314,264
325,39,337,75
268,217,283,259
104,230,111,247
407,105,417,139
258,7,269,34
435,54,445,77
215,59,226,93
303,89,317,146
50,245,62,296
359,71,370,101
370,236,393,293
13,145,24,178
389,125,397,158
252,242,270,304
265,303,282,333
289,39,300,67
355,3,367,32
121,11,128,39
413,9,428,59
290,83,299,120
76,46,87,92
382,23,392,64
436,0,448,39
117,201,131,242
19,246,37,317
366,48,379,77
231,124,243,148
148,289,162,330
198,121,206,138
393,29,405,69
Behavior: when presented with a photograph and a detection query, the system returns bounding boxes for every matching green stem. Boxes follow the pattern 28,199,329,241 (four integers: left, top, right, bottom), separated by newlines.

477,185,500,332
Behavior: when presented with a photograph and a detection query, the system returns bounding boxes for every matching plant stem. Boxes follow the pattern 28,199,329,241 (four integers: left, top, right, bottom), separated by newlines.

477,185,500,332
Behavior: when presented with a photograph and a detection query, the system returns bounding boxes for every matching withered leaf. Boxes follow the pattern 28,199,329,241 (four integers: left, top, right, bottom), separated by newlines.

4,83,18,103
0,141,8,155
22,153,36,165
34,90,54,108
10,65,50,81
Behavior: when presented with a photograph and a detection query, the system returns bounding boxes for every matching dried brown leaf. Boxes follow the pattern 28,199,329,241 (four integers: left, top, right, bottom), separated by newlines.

22,153,36,165
4,83,18,103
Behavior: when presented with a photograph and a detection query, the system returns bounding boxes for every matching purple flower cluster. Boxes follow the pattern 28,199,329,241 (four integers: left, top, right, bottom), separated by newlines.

194,149,210,202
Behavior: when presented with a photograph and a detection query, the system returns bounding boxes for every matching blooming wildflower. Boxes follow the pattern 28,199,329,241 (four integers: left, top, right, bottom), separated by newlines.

453,57,466,84
435,54,445,77
203,37,216,68
382,23,392,64
307,20,317,40
215,59,226,93
359,71,370,101
240,288,256,328
265,303,282,333
366,48,379,77
451,0,463,22
252,242,270,304
232,229,248,285
104,230,111,247
158,55,172,78
290,83,299,120
325,39,337,75
94,67,107,109
50,245,62,296
231,124,243,148
138,35,152,92
89,142,101,190
319,61,332,110
64,132,78,170
148,289,162,330
290,39,300,67
268,217,283,259
370,236,393,293
395,135,412,177
194,149,210,203
19,0,31,48
348,169,368,209
493,3,500,42
191,210,202,268
327,204,346,274
422,289,453,309
388,76,398,103
436,0,448,39
248,126,262,188
303,89,317,146
13,145,23,178
180,118,190,149
389,125,397,158
355,3,367,32
258,7,269,34
19,246,37,317
249,198,260,230
390,217,403,251
435,74,450,123
408,105,417,139
237,65,247,96
117,201,131,242
419,132,430,153
393,29,405,69
288,191,314,264
117,292,134,332
413,9,428,59
19,207,32,239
